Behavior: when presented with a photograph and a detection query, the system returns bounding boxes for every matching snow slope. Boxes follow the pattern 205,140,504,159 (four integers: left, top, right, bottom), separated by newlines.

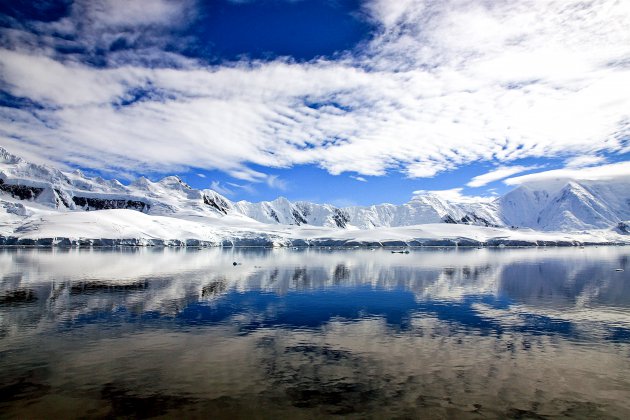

2,206,626,247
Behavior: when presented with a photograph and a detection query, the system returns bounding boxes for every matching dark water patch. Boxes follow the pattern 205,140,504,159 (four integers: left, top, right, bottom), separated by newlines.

70,280,149,295
506,407,547,419
286,381,380,414
0,369,51,406
100,382,195,419
0,288,37,306
201,280,228,298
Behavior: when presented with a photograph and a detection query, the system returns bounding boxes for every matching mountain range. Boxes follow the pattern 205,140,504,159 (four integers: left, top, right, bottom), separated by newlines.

1,146,629,246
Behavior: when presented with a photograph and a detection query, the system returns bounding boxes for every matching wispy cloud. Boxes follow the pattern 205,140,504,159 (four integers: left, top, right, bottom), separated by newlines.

209,174,283,197
351,175,367,182
227,182,257,195
504,161,630,185
564,155,607,168
265,174,288,191
210,181,234,196
1,0,629,182
467,165,539,188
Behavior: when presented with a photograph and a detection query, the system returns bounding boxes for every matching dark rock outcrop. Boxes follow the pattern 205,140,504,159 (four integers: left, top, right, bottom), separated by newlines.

0,178,43,200
53,188,70,208
459,213,498,227
202,194,229,214
442,215,457,224
292,209,308,225
269,209,280,223
332,208,350,228
72,196,150,212
442,212,498,227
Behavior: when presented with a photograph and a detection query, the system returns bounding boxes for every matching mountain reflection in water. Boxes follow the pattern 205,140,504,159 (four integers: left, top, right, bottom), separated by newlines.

1,247,629,418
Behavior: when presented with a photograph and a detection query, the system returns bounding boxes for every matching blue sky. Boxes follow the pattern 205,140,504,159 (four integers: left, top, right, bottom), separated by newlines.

0,0,629,205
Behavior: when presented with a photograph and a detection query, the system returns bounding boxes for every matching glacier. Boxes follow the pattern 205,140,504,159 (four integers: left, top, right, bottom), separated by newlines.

1,146,629,247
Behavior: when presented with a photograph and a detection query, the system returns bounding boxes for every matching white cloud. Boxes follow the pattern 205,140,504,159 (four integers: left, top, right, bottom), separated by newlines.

564,155,607,168
84,0,190,28
226,167,268,182
504,161,630,185
1,0,198,68
351,175,367,182
0,0,629,181
265,175,287,191
197,173,206,178
227,182,257,195
466,165,539,188
363,0,422,29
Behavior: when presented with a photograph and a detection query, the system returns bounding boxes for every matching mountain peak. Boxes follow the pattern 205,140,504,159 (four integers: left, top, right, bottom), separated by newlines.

131,176,152,188
0,147,24,165
158,175,192,190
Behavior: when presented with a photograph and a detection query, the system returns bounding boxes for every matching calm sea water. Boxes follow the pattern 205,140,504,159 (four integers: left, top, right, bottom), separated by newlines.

1,247,629,419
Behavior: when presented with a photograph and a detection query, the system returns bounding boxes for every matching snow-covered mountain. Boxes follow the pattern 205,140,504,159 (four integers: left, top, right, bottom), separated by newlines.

499,179,630,231
1,146,629,235
211,179,630,232
232,188,504,229
0,147,236,220
0,147,501,229
233,198,351,228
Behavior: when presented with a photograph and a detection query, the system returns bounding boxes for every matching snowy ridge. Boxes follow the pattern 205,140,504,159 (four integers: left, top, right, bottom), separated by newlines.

499,180,630,231
233,192,502,229
0,147,239,221
1,146,630,246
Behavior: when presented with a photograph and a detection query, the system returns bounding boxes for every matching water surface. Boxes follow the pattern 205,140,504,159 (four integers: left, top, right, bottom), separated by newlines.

1,247,629,418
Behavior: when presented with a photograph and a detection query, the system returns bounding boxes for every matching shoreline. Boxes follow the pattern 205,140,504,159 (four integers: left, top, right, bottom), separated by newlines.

1,236,627,249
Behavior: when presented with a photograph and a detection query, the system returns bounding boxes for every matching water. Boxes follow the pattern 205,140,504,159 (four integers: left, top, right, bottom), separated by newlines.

1,247,629,418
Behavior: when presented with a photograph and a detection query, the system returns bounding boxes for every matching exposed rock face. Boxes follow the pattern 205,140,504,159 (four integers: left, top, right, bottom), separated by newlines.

269,209,280,223
0,179,43,200
442,215,457,224
202,193,230,214
72,196,150,212
53,188,70,208
292,209,308,225
459,213,498,227
332,208,350,228
441,213,498,227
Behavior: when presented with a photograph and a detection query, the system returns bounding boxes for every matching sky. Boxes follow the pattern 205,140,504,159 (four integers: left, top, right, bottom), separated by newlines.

0,0,629,205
